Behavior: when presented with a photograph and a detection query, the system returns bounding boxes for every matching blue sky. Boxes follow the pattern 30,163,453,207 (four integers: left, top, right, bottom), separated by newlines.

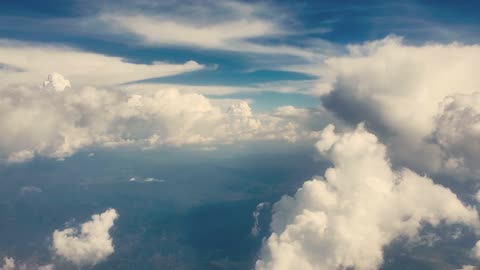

1,0,479,110
3,1,480,270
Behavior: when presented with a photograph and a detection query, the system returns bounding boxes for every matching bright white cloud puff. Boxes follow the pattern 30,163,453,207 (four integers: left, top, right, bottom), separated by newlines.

52,208,119,267
256,124,480,270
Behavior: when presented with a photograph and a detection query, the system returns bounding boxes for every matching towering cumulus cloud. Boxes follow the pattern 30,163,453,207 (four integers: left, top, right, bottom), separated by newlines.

321,37,480,173
256,124,479,270
53,208,118,267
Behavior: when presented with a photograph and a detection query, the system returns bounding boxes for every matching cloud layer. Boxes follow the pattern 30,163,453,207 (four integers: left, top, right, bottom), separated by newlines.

256,124,479,270
0,73,318,162
52,208,119,267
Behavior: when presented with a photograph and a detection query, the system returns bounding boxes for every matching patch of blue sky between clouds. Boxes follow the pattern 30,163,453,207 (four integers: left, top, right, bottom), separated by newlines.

294,0,480,44
129,69,317,87
2,1,480,49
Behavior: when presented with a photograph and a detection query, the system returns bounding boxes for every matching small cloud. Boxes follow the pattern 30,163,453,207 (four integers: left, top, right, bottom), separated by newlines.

143,177,165,183
456,266,476,270
38,264,55,270
251,202,270,237
7,150,34,163
52,208,119,267
450,228,463,240
43,72,71,92
128,177,165,183
274,106,309,118
199,146,217,152
20,185,42,195
0,256,54,270
87,152,95,157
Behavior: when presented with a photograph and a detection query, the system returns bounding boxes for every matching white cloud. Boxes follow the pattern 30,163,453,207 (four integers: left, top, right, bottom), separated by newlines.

472,241,480,259
95,1,317,59
7,150,34,163
102,14,275,48
52,208,119,267
0,73,318,163
0,258,52,270
43,72,71,92
274,106,310,118
142,177,164,183
434,92,480,174
37,265,55,270
456,266,477,270
256,124,480,270
0,258,14,270
0,39,203,88
123,79,322,97
122,83,248,96
251,202,270,237
320,36,480,173
20,186,42,195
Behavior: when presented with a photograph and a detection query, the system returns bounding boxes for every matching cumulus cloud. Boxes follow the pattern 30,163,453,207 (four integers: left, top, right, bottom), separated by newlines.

43,73,71,92
320,36,480,173
0,258,14,270
0,257,52,270
0,39,203,88
0,73,319,162
434,92,480,174
52,208,118,267
256,124,479,270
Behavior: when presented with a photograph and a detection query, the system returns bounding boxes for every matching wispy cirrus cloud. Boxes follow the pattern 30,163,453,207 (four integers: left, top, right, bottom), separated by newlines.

94,1,320,59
